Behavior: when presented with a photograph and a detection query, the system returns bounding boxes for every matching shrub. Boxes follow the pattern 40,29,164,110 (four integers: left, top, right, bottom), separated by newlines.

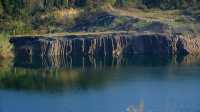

0,33,12,58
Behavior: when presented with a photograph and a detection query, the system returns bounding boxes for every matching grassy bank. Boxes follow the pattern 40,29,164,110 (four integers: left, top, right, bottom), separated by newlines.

0,33,13,59
1,6,198,33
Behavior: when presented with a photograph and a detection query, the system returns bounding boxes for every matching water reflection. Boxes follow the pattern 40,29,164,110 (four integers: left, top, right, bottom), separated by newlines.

14,55,177,69
0,54,200,92
0,67,114,92
1,55,200,112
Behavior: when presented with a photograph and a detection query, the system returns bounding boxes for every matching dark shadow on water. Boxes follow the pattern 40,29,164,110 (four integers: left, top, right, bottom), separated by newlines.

14,54,174,69
0,54,200,92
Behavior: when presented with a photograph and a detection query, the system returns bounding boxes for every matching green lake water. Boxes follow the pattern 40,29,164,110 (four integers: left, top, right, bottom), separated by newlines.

0,55,200,112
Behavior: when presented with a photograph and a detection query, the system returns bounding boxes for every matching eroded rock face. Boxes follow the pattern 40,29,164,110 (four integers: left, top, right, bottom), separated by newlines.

10,33,200,58
176,36,200,55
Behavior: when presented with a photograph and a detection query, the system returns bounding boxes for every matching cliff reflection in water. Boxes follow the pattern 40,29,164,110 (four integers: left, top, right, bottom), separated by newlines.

14,54,200,69
0,54,200,92
14,55,174,69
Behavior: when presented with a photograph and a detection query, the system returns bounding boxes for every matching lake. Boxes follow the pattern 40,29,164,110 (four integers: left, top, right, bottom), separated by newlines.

0,55,200,112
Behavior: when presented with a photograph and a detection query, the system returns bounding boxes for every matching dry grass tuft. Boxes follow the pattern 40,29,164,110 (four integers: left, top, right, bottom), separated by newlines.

110,8,181,23
41,8,81,23
0,34,13,59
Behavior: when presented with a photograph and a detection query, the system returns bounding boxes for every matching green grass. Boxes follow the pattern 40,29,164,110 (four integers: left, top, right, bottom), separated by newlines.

134,20,153,29
0,19,33,35
13,31,164,38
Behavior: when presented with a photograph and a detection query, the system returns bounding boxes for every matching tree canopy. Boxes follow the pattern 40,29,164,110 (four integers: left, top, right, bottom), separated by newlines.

0,0,199,17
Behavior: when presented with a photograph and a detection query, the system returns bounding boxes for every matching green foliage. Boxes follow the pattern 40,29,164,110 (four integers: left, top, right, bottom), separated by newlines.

112,17,127,26
0,0,199,17
143,0,200,9
0,0,199,35
0,0,3,15
11,21,32,35
115,0,140,7
104,0,117,6
0,33,12,58
1,20,32,35
134,20,153,29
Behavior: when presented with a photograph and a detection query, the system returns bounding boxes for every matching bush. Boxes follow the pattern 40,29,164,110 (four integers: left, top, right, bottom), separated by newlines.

0,19,33,35
0,33,12,58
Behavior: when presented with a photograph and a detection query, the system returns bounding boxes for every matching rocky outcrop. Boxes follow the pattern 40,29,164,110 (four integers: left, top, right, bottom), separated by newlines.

9,32,200,68
10,33,200,57
176,36,200,55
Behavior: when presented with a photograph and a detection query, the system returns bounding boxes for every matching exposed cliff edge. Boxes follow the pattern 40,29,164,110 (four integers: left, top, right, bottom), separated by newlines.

10,32,200,57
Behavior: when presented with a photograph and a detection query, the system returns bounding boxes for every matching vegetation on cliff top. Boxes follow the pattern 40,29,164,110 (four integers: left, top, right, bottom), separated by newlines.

0,0,200,57
0,0,200,34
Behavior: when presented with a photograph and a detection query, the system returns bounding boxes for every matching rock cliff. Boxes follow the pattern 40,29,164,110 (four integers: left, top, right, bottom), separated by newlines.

10,32,200,57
